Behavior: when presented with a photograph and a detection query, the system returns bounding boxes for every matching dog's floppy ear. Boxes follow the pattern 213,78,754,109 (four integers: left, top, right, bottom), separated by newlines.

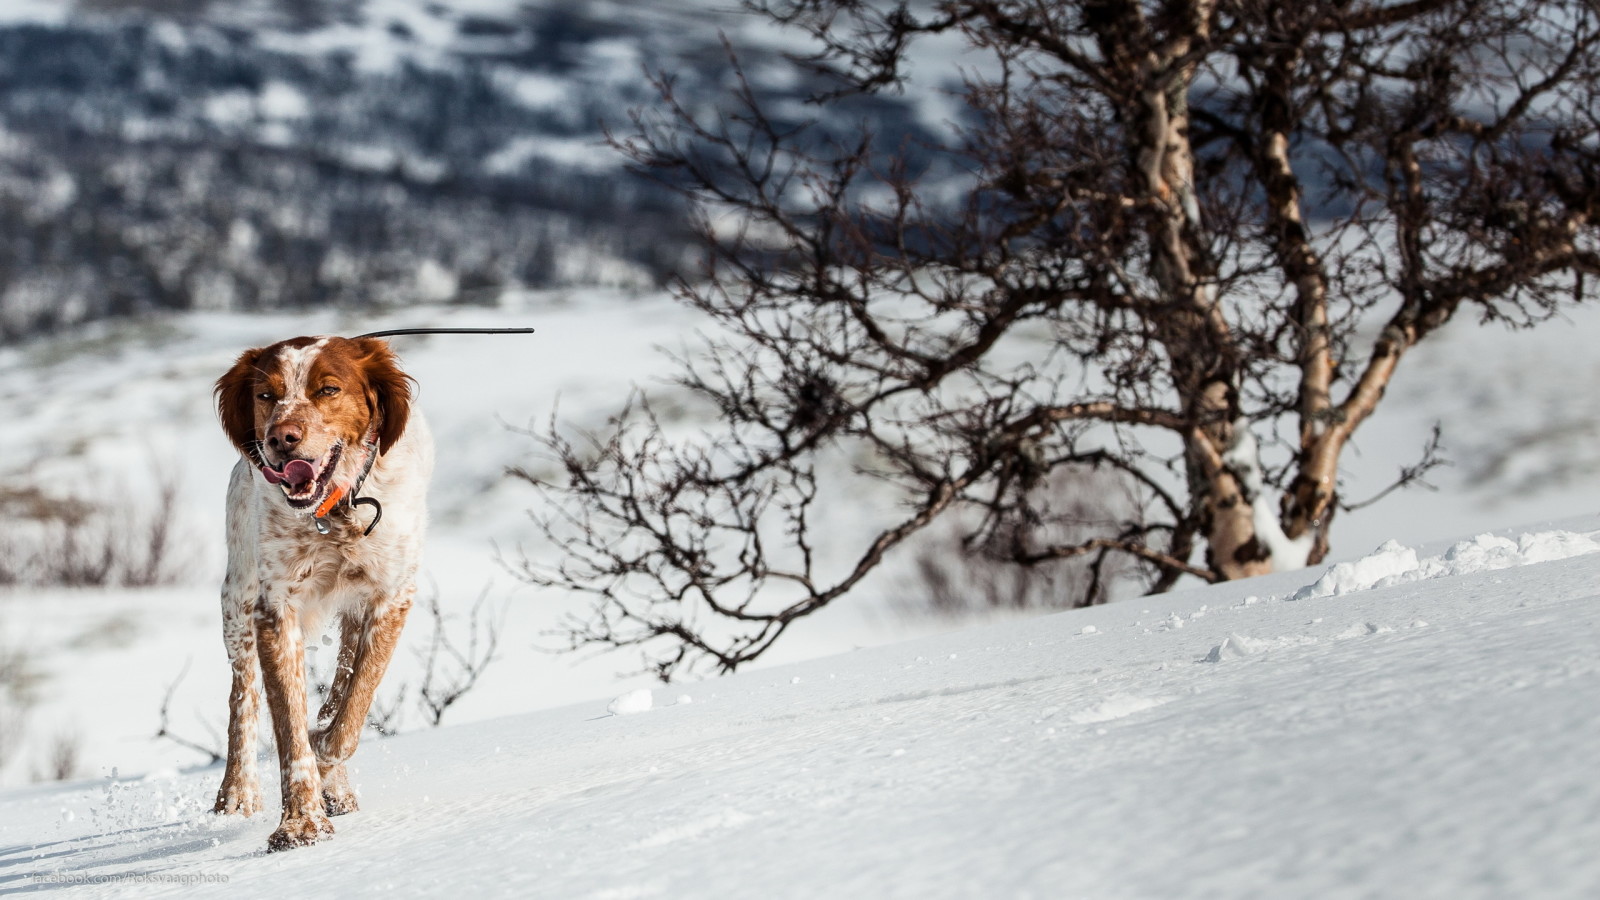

215,347,266,460
352,338,414,455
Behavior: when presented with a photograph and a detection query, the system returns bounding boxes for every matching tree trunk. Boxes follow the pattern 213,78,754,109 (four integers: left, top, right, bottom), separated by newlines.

1120,0,1270,582
1186,388,1273,581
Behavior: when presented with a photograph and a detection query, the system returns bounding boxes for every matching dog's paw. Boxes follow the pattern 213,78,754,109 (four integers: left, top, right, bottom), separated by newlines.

266,810,335,852
320,765,360,817
212,783,264,817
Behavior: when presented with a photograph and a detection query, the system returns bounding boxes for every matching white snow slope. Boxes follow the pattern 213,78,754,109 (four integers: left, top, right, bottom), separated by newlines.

4,523,1600,898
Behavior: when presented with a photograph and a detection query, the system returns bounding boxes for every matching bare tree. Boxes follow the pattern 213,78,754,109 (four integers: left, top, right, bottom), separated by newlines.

515,0,1600,679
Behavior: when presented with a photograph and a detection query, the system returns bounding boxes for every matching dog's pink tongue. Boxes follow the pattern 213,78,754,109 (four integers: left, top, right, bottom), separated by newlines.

282,458,316,488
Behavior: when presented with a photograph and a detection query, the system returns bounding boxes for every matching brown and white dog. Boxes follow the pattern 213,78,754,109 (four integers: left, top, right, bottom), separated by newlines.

212,335,432,851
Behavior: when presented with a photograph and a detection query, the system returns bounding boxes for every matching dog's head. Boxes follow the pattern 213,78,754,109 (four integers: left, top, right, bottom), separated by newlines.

215,336,413,511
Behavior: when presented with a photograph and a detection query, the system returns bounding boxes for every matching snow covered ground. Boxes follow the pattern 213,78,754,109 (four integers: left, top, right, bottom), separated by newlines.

3,522,1599,897
5,289,1600,895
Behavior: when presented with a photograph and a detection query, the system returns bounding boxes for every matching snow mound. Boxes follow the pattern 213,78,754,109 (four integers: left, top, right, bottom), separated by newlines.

1202,632,1320,661
1203,633,1274,662
1334,622,1388,640
1068,694,1170,724
1294,530,1600,600
607,688,654,716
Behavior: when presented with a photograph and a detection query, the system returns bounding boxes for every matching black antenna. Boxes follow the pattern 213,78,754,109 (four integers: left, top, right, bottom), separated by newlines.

354,327,536,339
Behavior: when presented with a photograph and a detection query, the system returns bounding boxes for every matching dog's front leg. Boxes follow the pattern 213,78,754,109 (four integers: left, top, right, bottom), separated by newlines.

213,570,264,816
213,623,264,816
254,590,334,851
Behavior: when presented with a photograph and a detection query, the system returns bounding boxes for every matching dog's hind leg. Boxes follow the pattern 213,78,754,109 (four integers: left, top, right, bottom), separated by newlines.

312,584,413,793
313,613,363,816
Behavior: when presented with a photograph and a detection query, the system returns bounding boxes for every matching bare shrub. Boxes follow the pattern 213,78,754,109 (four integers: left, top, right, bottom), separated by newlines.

0,537,16,587
898,464,1153,619
121,477,180,588
414,587,502,729
34,728,82,783
46,517,117,588
0,473,188,588
0,624,42,772
305,585,503,738
153,659,223,764
363,685,408,739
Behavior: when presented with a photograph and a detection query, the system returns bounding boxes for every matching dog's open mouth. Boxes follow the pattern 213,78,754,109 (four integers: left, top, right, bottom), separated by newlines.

261,443,343,510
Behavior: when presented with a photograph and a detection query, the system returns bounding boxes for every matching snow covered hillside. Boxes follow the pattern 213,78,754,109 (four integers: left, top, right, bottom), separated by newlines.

0,0,948,341
4,523,1600,897
6,290,1600,792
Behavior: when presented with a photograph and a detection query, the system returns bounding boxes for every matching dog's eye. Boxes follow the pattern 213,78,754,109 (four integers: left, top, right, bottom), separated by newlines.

318,385,341,396
256,392,276,402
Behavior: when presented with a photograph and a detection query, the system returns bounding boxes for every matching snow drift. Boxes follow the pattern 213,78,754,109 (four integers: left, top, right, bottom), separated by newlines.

5,524,1600,898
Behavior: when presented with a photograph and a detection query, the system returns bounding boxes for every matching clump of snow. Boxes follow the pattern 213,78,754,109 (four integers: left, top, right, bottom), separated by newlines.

607,688,653,716
1203,632,1320,661
1203,633,1272,662
1509,529,1600,564
1294,539,1420,600
1293,530,1600,601
1068,694,1169,724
